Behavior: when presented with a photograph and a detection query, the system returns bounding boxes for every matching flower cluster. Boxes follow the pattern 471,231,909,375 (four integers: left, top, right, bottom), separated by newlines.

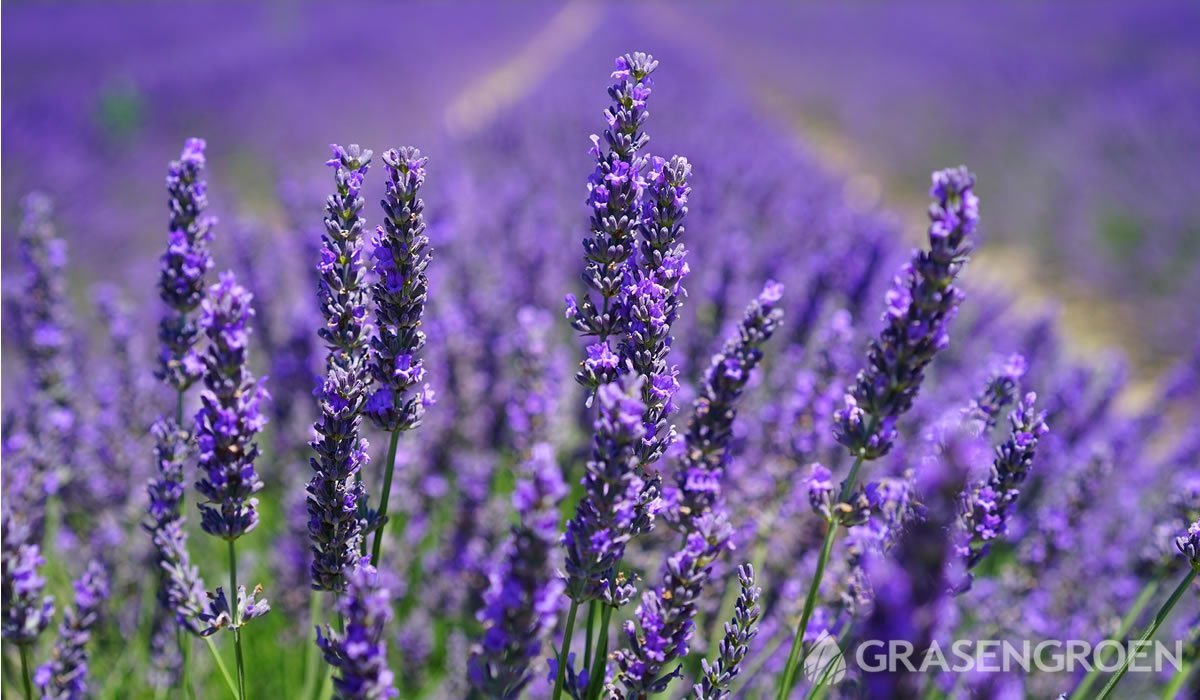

835,167,979,459
317,559,398,700
34,561,110,700
693,565,762,700
365,147,434,432
468,444,567,697
157,138,215,392
194,272,269,540
563,378,659,606
308,144,374,592
1177,519,1200,568
567,53,659,391
1,509,55,646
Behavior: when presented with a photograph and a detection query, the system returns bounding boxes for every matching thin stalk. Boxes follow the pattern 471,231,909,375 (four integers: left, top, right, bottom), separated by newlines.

203,636,239,699
180,626,197,700
552,600,580,700
369,429,403,567
1069,578,1160,700
19,644,33,700
228,540,246,700
301,592,323,700
584,601,597,675
1096,566,1198,700
1161,659,1195,699
587,606,613,700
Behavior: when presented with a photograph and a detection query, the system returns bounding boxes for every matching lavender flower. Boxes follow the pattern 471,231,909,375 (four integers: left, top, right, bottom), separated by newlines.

667,282,784,529
1177,519,1200,567
317,559,398,700
1,509,55,646
611,511,733,696
365,147,434,431
964,354,1026,435
958,393,1049,575
144,420,208,634
567,53,658,393
157,138,215,393
308,144,374,591
34,561,109,700
835,167,979,459
194,272,269,540
468,443,567,698
623,154,692,465
693,565,762,700
563,378,659,606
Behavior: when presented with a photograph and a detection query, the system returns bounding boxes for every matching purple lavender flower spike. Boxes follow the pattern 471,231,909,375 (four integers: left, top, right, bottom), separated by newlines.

964,353,1026,435
317,559,398,700
693,565,762,700
611,511,734,696
623,154,692,465
957,392,1049,584
567,53,658,394
365,147,433,433
194,272,269,541
835,166,979,459
144,420,208,634
1,509,55,646
157,138,215,393
308,144,373,590
563,377,659,607
468,443,567,698
34,560,109,700
1177,519,1200,568
667,282,784,530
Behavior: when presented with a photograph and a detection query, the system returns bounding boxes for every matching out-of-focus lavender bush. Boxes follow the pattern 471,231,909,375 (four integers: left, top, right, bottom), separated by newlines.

2,3,1198,700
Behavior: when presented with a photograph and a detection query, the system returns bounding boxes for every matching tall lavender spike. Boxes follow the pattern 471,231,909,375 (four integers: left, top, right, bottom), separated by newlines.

567,52,658,394
9,193,76,528
563,377,659,607
317,559,398,700
611,512,733,696
693,565,762,700
667,282,784,530
1,508,55,646
957,392,1049,583
468,443,567,698
835,166,979,459
157,138,215,394
623,154,692,465
194,272,269,541
144,420,208,634
308,144,373,591
34,560,109,700
364,147,434,432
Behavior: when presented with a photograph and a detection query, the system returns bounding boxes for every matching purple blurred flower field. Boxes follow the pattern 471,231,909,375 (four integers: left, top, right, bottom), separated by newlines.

2,2,1198,699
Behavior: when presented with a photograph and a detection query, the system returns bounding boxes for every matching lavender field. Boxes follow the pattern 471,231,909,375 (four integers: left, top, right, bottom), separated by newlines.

2,2,1198,699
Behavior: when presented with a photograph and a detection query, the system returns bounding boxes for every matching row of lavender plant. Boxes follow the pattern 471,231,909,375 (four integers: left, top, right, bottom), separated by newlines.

3,49,1198,700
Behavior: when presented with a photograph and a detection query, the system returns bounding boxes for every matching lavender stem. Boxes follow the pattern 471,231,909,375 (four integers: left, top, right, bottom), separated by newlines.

1096,566,1198,700
19,644,33,700
1069,578,1161,700
201,636,237,699
551,600,579,700
368,429,402,567
228,540,246,700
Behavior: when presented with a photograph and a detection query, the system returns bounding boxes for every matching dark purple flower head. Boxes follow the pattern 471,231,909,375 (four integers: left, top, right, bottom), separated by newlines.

317,559,398,700
365,147,433,433
34,560,109,700
1,509,55,645
158,139,216,392
194,272,268,541
1177,519,1200,567
563,377,659,606
318,144,373,370
835,166,978,459
693,565,761,700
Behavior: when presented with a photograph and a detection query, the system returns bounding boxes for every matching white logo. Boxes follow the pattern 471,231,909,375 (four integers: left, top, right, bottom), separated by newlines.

805,631,847,685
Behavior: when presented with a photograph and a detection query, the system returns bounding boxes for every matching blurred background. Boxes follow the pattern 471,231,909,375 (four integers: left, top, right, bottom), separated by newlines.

4,0,1198,382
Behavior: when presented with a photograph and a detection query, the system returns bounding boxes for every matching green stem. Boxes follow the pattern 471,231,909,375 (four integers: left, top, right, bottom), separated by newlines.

584,601,597,675
1096,566,1198,700
203,636,239,700
369,429,403,567
1070,578,1160,700
228,540,246,700
552,600,580,700
19,644,33,700
1161,659,1195,699
587,606,613,700
301,592,323,700
179,626,197,700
